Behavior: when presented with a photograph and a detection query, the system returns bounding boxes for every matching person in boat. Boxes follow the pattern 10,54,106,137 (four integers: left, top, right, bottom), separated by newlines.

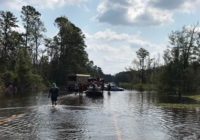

100,79,105,92
74,82,79,94
48,83,59,106
92,82,96,90
78,83,83,93
107,83,111,91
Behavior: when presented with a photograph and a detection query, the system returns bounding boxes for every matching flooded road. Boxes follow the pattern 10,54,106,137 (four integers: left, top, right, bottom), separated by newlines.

0,91,200,140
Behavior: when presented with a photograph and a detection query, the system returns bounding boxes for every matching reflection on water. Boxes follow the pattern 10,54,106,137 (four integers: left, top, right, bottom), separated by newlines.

0,91,200,140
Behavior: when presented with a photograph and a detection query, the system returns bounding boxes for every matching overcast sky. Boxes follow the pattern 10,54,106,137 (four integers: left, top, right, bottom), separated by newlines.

0,0,200,74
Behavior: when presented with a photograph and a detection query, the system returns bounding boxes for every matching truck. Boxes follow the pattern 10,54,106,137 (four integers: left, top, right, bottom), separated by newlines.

67,74,91,92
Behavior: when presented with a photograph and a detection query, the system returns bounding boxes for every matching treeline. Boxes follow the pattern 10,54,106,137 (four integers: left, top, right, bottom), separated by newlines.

0,5,103,93
115,25,200,98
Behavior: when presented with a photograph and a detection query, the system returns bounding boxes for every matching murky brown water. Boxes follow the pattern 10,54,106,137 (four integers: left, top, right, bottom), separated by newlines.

0,91,200,140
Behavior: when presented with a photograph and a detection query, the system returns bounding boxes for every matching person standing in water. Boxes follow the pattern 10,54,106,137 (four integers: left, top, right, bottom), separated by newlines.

48,83,59,106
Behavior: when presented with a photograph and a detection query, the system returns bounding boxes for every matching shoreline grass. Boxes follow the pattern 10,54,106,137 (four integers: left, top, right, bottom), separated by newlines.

157,103,200,109
157,95,200,109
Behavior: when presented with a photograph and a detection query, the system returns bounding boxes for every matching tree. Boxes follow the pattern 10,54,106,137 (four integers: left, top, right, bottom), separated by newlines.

38,55,49,84
136,48,149,83
0,11,18,71
21,5,36,48
7,31,24,71
21,5,46,67
16,48,32,92
16,48,43,92
51,16,89,85
169,25,200,68
44,38,59,62
33,15,46,66
160,25,200,98
0,6,104,93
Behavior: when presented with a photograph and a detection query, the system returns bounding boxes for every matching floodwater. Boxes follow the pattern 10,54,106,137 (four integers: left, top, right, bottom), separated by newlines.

0,91,200,140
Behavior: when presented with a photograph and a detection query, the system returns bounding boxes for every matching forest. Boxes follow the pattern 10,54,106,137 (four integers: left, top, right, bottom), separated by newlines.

1,5,200,99
0,5,103,94
115,25,200,99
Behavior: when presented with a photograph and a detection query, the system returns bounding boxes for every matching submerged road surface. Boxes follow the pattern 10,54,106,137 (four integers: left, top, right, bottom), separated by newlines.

0,91,200,140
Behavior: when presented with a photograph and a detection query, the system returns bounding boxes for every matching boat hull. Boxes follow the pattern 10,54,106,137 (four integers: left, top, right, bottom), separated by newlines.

85,90,103,97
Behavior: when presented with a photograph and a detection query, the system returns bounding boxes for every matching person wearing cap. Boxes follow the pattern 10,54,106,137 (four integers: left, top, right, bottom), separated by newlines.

48,83,59,106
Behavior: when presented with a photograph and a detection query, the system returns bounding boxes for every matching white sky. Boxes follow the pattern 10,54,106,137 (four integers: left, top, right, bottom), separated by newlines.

1,0,200,74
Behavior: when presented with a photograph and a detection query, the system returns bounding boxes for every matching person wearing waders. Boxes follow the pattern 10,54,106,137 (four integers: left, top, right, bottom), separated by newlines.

48,83,59,106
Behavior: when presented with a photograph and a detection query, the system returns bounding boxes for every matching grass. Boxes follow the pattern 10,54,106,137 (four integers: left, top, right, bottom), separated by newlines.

157,94,200,109
119,83,200,109
157,103,200,109
119,83,134,90
119,82,157,91
186,95,200,102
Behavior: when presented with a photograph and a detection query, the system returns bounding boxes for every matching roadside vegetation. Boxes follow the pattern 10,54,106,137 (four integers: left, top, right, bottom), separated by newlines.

1,5,200,106
0,5,103,94
114,24,200,104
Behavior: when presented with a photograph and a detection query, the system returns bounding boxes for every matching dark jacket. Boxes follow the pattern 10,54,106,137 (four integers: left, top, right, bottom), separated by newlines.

49,87,59,98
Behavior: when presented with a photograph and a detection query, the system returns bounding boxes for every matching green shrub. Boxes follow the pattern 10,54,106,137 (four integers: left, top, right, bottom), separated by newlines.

133,83,157,91
16,72,46,92
28,73,46,90
119,82,134,89
1,71,17,86
0,78,5,95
